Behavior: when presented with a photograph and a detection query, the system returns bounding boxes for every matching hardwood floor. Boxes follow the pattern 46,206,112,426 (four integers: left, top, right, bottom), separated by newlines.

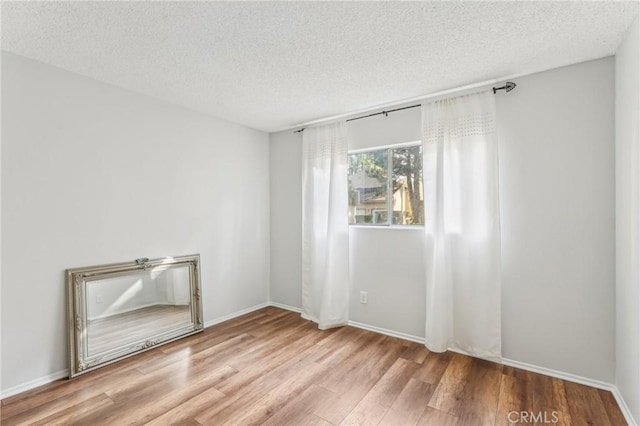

1,307,626,425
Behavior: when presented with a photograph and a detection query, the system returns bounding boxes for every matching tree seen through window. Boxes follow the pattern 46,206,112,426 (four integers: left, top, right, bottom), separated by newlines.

348,144,423,225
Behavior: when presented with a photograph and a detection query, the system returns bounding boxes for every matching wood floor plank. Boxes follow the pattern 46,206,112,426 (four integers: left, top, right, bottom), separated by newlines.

564,381,612,425
413,351,452,384
78,377,191,424
158,306,290,358
136,332,254,375
1,307,628,426
98,336,243,407
299,413,336,426
255,307,295,325
427,352,473,414
531,374,572,426
453,358,502,425
598,389,627,426
495,374,534,426
400,342,431,364
194,348,325,424
158,309,268,354
211,361,329,425
313,336,407,424
341,357,418,425
313,327,373,367
25,393,114,426
247,312,306,339
166,418,201,426
144,386,225,426
118,364,237,425
262,384,337,426
503,364,537,382
417,407,460,426
315,332,387,392
313,382,372,425
1,369,145,425
315,324,362,347
230,322,316,368
77,349,238,425
215,324,334,396
368,337,413,380
548,377,573,426
379,378,435,426
160,324,256,357
194,340,332,423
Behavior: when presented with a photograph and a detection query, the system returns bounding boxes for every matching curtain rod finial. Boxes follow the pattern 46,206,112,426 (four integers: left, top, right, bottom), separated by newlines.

493,81,516,94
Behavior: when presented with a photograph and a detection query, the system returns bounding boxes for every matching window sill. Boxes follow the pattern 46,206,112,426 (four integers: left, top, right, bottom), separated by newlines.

349,225,425,230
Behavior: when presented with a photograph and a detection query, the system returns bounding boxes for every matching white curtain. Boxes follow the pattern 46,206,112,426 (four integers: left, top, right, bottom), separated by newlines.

301,122,349,329
422,91,502,361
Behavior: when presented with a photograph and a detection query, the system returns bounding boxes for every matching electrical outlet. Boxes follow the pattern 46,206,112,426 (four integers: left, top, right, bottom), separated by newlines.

96,294,103,304
359,291,368,304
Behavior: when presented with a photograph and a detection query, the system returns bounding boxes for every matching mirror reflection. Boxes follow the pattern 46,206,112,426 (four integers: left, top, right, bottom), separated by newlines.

85,266,192,356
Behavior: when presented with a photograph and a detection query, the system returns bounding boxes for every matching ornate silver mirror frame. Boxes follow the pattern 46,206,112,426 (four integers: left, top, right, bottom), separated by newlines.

66,254,203,378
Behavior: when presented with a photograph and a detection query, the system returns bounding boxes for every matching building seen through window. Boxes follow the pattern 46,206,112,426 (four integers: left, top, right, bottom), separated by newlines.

348,144,424,226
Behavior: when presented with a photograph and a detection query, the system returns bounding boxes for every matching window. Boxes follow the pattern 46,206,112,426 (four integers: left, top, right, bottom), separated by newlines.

348,143,424,226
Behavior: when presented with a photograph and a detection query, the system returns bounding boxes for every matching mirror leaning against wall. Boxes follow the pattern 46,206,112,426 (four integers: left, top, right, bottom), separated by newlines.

66,254,204,378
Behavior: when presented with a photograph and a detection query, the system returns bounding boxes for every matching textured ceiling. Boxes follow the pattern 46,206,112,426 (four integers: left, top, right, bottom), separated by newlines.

2,1,638,133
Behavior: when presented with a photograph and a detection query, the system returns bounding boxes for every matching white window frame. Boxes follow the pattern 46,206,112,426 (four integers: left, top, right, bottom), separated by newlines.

348,140,423,228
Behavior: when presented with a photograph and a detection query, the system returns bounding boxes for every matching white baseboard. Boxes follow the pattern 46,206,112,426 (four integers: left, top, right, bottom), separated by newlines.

347,320,424,344
610,386,638,426
502,358,637,426
1,369,69,400
268,303,422,344
267,303,425,345
203,302,269,328
268,301,302,313
501,358,612,391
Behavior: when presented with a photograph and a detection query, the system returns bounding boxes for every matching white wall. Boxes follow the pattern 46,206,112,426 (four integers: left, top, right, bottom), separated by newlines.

615,14,640,425
349,228,425,337
269,57,615,383
269,130,302,308
347,106,421,151
1,52,270,393
498,58,615,382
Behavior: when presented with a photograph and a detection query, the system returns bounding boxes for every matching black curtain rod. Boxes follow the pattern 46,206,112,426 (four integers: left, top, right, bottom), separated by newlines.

346,104,421,123
292,81,516,133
